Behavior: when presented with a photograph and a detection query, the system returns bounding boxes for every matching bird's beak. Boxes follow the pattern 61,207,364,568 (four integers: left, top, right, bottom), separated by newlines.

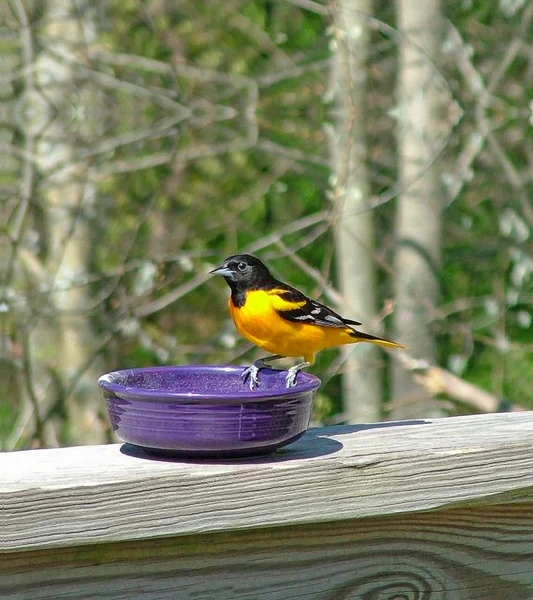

209,265,235,280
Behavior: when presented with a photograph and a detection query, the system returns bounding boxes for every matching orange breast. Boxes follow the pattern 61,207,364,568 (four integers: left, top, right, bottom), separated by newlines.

228,290,355,362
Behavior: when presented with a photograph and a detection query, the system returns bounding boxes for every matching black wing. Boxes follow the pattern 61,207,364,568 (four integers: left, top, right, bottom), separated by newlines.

270,285,362,329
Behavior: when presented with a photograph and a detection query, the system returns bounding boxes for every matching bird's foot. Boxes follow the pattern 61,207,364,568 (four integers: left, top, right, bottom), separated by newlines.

285,361,311,388
285,367,299,388
242,355,283,391
242,364,261,390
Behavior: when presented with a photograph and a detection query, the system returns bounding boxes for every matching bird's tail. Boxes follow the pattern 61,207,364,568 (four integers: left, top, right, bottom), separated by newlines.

348,329,406,350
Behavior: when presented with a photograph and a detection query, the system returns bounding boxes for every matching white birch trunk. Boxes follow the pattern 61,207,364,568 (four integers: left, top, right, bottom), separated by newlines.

32,1,106,443
392,0,443,418
331,0,381,423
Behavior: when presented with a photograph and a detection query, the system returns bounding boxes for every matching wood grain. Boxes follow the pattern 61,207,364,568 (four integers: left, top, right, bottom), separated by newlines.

3,411,533,553
2,504,533,599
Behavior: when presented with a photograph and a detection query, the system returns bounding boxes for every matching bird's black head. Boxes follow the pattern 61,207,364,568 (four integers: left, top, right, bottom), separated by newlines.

210,254,272,290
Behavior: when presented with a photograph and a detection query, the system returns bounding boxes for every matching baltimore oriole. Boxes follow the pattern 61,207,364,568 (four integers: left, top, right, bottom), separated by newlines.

210,254,405,389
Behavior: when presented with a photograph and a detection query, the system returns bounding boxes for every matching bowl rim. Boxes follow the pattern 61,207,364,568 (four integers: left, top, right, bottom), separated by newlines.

98,365,321,403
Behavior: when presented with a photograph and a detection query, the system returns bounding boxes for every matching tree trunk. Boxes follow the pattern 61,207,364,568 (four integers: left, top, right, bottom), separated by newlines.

32,1,107,444
332,0,381,423
392,0,444,418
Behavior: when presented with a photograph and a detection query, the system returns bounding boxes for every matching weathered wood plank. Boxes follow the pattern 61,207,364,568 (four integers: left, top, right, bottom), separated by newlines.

3,412,533,553
2,504,533,599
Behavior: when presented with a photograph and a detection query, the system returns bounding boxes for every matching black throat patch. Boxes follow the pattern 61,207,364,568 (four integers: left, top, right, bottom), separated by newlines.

229,283,247,308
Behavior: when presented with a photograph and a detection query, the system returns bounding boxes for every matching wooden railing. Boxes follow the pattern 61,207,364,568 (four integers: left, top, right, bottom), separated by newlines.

2,411,533,599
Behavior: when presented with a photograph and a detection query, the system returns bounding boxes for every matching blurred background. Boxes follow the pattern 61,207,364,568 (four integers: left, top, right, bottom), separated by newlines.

2,0,532,449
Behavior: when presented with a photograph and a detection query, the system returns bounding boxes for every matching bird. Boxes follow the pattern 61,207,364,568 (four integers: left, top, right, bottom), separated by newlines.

210,254,405,389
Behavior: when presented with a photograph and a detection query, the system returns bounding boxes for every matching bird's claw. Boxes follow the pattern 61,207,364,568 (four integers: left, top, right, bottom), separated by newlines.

285,367,299,388
242,365,260,390
243,359,304,390
285,361,311,387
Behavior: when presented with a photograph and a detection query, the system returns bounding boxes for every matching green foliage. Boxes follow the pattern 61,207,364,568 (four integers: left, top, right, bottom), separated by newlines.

7,0,533,448
86,0,533,418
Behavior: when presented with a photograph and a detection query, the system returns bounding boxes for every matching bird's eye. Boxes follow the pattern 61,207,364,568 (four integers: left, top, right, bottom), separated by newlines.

237,262,247,272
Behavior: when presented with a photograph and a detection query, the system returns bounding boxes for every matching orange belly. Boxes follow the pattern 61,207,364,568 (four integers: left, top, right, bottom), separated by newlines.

228,290,355,362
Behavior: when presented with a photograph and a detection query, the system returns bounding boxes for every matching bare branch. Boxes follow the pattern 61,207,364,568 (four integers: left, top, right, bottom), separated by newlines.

284,0,329,16
136,211,329,318
258,139,330,167
394,352,525,413
257,58,331,87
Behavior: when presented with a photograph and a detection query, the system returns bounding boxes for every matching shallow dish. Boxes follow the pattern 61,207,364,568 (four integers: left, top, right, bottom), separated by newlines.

98,365,321,457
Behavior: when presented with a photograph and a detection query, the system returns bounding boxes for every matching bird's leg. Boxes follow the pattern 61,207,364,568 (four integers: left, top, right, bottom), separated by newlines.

241,355,283,390
285,361,311,388
259,354,284,368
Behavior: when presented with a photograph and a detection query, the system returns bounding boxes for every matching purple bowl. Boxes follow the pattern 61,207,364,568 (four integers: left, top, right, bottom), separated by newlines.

98,366,321,458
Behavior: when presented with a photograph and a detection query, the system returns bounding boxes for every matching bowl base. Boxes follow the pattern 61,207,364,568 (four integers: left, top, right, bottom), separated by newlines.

130,431,306,459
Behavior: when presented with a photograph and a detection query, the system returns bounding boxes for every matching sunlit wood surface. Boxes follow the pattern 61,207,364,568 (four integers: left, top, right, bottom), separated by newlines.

3,411,533,599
